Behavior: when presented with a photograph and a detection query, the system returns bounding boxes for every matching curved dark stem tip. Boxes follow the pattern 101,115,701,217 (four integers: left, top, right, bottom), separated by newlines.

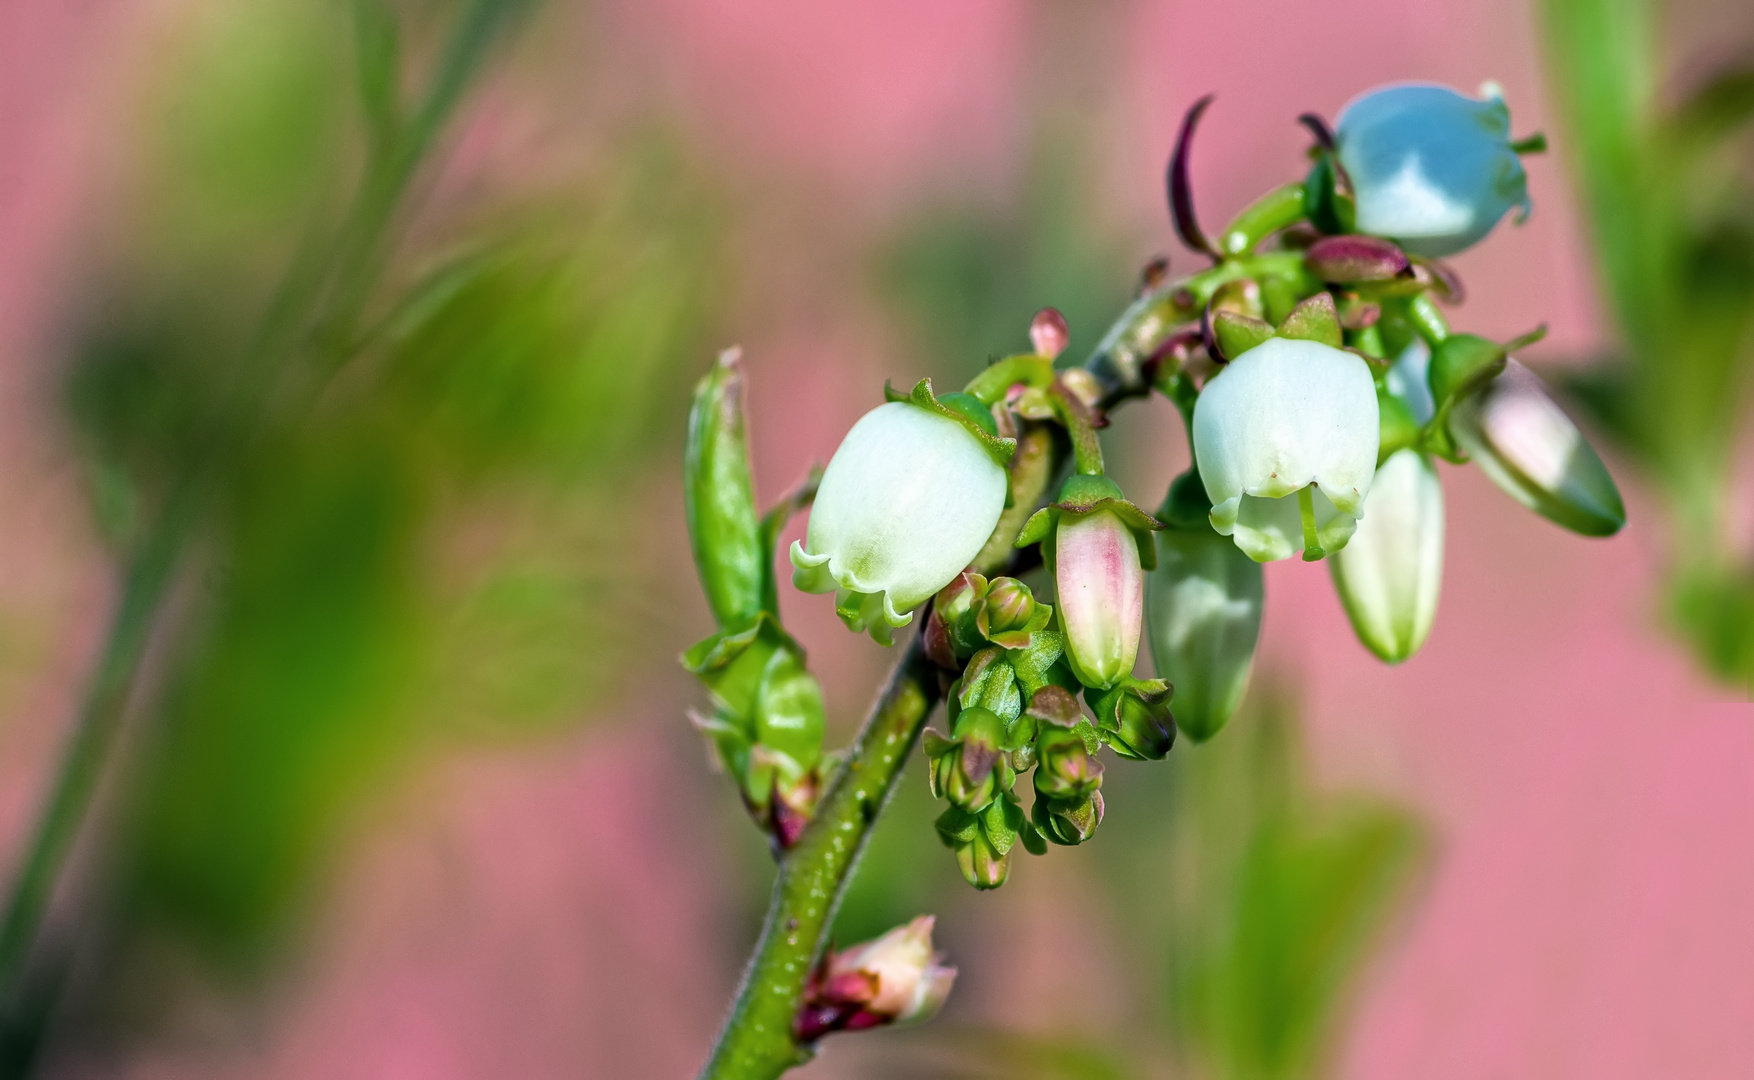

1297,112,1337,151
1168,94,1218,260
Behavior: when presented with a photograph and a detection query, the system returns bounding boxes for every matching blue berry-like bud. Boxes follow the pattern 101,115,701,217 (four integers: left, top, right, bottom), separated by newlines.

1336,83,1532,258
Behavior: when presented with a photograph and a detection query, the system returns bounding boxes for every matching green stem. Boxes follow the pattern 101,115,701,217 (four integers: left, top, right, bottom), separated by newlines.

697,642,940,1080
0,498,191,996
1298,485,1324,561
1053,383,1105,476
962,354,1053,407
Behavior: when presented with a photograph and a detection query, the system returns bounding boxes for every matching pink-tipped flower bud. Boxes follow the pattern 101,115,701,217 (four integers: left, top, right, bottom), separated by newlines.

796,916,957,1042
1031,307,1071,359
1057,507,1146,690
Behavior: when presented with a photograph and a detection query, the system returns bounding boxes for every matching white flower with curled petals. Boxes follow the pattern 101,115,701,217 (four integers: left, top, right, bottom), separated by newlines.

1192,337,1380,562
792,393,1009,644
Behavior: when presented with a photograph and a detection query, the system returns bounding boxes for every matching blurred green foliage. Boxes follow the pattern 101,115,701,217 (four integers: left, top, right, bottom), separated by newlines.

1538,0,1754,689
53,0,728,984
1106,692,1427,1080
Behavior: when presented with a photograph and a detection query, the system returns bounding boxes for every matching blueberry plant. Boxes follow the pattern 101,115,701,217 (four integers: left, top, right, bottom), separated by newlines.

686,83,1624,1079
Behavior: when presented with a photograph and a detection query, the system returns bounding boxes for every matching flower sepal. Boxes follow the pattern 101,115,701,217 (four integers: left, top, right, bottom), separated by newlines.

935,793,1032,890
1086,677,1177,761
1014,474,1163,572
883,377,1017,468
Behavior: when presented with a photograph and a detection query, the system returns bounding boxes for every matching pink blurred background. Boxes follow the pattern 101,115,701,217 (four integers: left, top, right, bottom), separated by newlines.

2,0,1751,1077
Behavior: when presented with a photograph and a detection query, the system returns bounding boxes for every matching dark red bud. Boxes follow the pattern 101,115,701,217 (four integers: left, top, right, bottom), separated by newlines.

1306,235,1411,283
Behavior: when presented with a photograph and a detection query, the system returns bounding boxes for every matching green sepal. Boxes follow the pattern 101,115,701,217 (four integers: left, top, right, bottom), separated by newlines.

1377,389,1420,465
1421,333,1507,461
884,378,1017,468
1013,474,1165,571
1427,333,1507,412
1275,291,1344,347
1214,310,1276,360
1302,155,1356,235
1086,678,1176,762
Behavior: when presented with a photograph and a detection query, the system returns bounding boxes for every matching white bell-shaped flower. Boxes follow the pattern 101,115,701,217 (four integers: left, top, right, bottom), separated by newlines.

1330,449,1445,663
792,400,1008,643
1192,337,1380,562
1450,359,1625,537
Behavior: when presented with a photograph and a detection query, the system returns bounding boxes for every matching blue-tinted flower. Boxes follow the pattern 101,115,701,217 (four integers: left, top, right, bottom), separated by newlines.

1336,82,1531,257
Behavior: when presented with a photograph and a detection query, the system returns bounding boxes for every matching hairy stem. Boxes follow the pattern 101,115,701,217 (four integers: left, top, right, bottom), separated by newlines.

697,641,940,1079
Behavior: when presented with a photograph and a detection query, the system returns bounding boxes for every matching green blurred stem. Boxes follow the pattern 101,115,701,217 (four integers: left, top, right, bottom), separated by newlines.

698,272,1173,1080
0,499,191,997
0,0,526,1042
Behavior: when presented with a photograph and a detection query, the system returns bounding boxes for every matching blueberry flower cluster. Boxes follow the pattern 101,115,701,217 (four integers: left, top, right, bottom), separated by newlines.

684,81,1625,1056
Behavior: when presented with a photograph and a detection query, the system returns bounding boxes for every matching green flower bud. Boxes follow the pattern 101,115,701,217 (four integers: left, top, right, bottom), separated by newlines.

927,705,1012,813
1033,723,1103,802
1331,449,1445,663
935,797,1025,890
1087,678,1177,761
981,577,1038,638
1148,472,1262,742
684,348,765,628
1031,790,1104,847
1450,359,1625,537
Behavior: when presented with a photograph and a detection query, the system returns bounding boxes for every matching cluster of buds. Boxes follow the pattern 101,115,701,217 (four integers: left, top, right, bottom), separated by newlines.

684,81,1624,897
681,350,827,848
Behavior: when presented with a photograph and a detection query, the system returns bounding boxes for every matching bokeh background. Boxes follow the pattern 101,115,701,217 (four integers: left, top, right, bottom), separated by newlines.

1,0,1751,1077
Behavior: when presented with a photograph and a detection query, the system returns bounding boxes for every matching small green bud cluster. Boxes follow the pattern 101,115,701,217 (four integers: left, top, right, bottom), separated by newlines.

682,350,826,849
